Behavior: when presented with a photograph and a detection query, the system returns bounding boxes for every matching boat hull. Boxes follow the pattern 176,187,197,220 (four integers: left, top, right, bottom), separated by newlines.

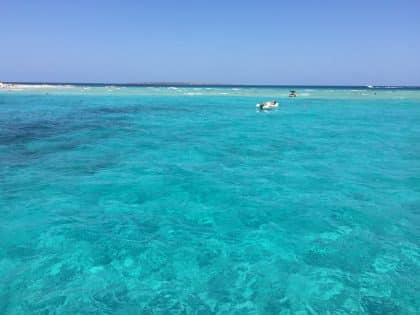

256,103,278,110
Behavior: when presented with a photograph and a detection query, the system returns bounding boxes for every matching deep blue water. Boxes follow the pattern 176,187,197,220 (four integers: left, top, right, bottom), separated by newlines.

0,86,419,314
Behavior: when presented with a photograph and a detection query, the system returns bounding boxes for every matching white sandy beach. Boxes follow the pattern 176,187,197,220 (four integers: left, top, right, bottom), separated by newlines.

0,82,74,90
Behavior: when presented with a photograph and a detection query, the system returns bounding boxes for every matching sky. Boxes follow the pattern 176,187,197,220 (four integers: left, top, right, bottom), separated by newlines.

1,0,420,85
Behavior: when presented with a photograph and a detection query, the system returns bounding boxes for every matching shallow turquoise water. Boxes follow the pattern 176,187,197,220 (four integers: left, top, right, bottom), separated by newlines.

0,86,419,314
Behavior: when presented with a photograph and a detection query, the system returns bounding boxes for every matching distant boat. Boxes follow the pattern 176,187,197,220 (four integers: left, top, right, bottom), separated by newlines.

256,100,278,110
289,90,297,97
367,85,374,88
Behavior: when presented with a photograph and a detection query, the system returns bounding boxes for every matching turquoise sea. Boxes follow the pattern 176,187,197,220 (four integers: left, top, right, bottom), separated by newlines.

0,85,419,314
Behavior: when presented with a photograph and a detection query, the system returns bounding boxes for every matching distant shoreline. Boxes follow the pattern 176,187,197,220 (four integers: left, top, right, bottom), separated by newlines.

1,82,420,89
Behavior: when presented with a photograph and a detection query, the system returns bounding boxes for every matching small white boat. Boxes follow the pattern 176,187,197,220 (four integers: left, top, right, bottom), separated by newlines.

256,100,278,110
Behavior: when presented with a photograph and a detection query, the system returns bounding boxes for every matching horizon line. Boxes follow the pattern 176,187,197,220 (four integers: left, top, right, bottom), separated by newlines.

2,81,420,88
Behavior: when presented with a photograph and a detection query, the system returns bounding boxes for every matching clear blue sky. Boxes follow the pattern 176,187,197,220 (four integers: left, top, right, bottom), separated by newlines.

1,0,419,85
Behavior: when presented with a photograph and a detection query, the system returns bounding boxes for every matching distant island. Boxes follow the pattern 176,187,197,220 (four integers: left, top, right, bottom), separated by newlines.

1,81,419,89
